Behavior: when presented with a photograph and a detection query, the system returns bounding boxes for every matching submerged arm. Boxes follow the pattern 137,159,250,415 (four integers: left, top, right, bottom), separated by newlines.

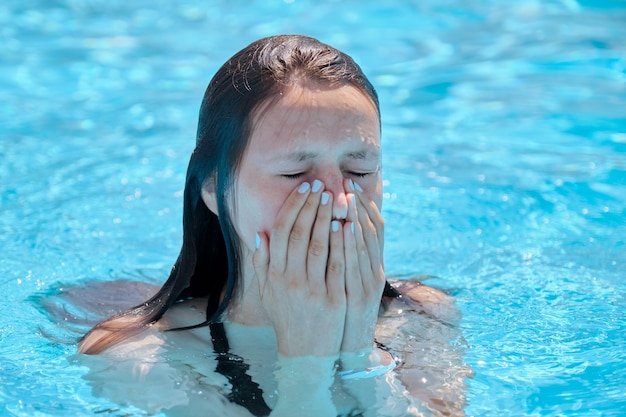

270,355,338,417
380,280,472,416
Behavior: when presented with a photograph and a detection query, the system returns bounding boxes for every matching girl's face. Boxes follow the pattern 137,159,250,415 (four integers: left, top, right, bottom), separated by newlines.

210,83,382,256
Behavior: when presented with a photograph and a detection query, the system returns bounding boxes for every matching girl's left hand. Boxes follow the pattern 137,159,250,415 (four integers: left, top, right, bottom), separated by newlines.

340,179,386,353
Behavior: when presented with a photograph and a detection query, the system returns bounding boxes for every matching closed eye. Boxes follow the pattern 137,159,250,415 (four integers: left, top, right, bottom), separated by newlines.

346,166,380,178
282,172,305,180
281,169,377,180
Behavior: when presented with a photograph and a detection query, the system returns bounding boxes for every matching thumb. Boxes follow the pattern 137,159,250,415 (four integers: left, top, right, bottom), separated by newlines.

252,231,269,293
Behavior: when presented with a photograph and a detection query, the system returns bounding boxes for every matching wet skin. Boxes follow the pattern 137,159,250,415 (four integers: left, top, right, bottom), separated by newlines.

201,83,385,357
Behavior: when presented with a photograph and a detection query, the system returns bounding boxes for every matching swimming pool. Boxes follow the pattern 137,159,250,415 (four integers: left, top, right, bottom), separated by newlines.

1,0,625,415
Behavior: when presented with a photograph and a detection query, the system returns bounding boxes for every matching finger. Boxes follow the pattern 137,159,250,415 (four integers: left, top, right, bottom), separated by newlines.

343,219,363,297
287,179,324,277
353,179,385,270
346,193,375,289
307,190,332,286
252,231,269,295
327,219,346,306
270,181,311,273
353,194,386,298
352,186,381,271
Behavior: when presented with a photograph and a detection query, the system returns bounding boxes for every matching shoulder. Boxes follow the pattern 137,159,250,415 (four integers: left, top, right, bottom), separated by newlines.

384,279,460,323
158,297,209,329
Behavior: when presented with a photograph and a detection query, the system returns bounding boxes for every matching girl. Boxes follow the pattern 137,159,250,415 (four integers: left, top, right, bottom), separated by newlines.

77,35,467,416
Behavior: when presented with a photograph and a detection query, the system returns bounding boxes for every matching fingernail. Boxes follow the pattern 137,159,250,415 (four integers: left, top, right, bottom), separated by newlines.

255,232,261,249
298,182,310,193
350,194,356,206
321,192,330,205
354,182,363,192
312,179,323,193
332,220,340,232
348,179,355,191
350,222,355,234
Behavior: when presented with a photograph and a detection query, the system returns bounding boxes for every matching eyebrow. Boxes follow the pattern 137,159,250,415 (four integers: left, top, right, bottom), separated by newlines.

281,149,379,162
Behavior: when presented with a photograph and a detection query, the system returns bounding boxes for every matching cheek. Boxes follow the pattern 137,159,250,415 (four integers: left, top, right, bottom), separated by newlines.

257,198,284,235
368,175,384,210
233,183,290,249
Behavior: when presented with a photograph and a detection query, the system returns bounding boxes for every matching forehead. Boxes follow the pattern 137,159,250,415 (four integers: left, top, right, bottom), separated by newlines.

247,84,381,161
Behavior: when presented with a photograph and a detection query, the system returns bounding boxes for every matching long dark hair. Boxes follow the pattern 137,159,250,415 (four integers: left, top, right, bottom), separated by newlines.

78,34,382,354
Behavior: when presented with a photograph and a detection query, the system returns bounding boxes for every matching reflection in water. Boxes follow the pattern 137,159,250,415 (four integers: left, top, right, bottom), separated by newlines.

4,1,625,415
41,278,471,416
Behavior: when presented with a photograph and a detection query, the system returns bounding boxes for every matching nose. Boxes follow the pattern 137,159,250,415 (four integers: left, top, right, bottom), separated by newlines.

320,170,349,220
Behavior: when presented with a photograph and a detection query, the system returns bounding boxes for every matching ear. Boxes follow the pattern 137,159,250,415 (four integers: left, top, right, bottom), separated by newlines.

201,181,218,216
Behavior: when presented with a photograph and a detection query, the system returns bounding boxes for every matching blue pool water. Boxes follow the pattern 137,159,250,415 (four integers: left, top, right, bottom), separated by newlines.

1,0,625,416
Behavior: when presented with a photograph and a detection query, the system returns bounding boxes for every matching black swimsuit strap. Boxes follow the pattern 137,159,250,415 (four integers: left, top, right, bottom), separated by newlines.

210,322,271,416
208,313,397,417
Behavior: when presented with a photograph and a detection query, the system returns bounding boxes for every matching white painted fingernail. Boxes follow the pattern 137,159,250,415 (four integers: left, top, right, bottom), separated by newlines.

312,179,323,193
332,220,340,232
321,192,330,205
350,222,355,234
298,182,310,193
354,182,363,192
255,233,261,249
348,179,355,191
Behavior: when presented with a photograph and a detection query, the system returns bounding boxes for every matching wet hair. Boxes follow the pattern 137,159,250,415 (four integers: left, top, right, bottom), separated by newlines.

78,34,383,354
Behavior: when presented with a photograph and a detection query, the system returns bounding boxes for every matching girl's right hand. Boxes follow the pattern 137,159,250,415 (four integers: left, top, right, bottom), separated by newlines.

252,180,347,358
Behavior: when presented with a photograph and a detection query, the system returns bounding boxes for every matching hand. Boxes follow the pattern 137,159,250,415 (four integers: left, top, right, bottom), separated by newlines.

340,179,385,353
253,180,347,357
